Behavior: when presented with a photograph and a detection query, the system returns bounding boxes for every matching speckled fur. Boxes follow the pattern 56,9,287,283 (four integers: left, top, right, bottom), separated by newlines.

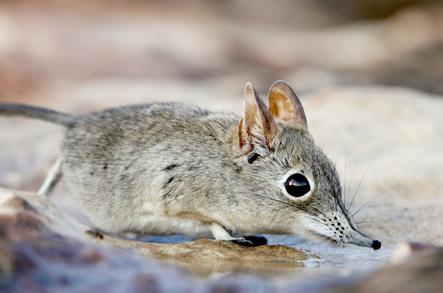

0,82,377,248
62,102,342,237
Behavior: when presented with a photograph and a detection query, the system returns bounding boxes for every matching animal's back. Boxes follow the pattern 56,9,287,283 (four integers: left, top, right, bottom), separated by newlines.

62,103,239,233
0,81,382,249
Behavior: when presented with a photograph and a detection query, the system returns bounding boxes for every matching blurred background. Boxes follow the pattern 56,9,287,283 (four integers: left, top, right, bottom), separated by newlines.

1,0,442,105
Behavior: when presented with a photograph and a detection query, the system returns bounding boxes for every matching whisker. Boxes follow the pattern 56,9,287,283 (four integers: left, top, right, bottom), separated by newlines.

356,220,371,226
342,157,348,210
352,194,381,217
349,166,369,211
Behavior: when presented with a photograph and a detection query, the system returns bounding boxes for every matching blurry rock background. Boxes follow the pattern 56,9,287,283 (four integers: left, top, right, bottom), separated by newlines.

1,0,443,103
1,0,443,291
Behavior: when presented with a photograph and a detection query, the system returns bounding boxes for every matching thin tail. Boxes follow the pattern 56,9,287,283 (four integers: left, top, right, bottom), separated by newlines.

0,103,76,127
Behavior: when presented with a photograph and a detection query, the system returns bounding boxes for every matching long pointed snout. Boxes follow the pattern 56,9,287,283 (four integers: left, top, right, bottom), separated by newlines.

347,230,381,250
300,213,382,250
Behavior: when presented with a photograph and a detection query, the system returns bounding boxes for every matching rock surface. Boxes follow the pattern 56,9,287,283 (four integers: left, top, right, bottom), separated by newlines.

1,190,442,292
0,188,315,291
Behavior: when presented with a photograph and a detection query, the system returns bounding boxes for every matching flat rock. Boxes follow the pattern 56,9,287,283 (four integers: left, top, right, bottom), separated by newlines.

1,187,442,293
0,187,314,291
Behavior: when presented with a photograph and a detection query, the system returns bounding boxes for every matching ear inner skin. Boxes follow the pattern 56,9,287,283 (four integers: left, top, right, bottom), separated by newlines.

238,118,252,154
268,80,308,130
253,94,277,150
238,82,278,156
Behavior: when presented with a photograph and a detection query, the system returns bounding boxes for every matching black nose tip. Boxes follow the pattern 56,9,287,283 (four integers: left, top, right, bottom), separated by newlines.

371,240,382,250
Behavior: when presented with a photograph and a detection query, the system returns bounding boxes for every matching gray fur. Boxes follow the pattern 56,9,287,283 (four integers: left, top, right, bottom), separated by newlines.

0,82,380,249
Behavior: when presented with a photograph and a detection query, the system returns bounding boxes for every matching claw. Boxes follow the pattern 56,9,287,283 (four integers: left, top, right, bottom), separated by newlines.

244,235,268,246
231,237,255,247
231,235,268,247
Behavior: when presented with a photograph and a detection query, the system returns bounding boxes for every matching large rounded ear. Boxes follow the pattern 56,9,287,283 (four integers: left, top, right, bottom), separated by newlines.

268,80,308,130
238,82,277,161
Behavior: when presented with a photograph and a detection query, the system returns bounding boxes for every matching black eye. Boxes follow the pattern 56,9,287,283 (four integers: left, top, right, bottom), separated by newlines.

284,173,311,197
